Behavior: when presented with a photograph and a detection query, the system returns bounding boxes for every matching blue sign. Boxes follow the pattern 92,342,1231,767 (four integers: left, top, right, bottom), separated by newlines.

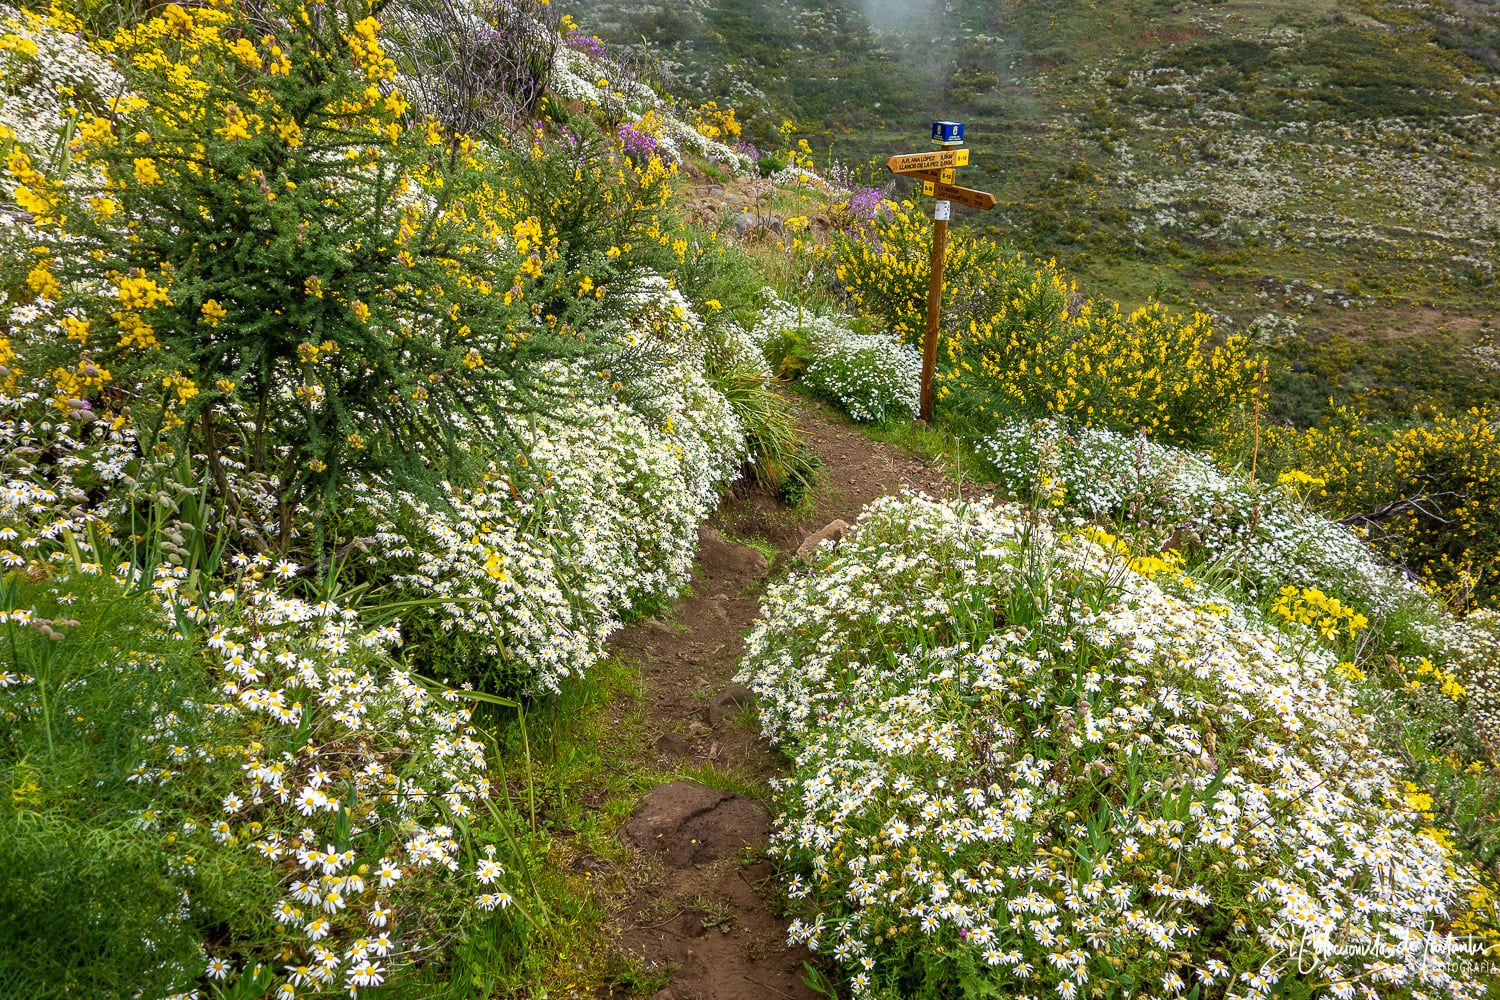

931,120,965,145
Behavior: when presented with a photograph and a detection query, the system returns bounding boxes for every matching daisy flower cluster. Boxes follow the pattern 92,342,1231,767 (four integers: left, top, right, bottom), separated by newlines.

980,416,1500,748
801,327,921,425
358,284,746,695
738,493,1489,1000
750,295,920,424
615,273,749,508
0,4,124,156
0,385,138,571
138,559,500,996
548,26,751,171
1,540,509,995
982,417,1427,616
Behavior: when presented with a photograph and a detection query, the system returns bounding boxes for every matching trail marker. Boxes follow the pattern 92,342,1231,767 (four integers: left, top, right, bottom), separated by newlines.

887,148,969,173
919,181,997,211
907,167,957,185
886,121,997,422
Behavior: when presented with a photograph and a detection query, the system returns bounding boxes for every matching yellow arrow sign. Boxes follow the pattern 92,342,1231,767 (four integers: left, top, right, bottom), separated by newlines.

887,148,969,174
921,181,997,211
906,167,957,184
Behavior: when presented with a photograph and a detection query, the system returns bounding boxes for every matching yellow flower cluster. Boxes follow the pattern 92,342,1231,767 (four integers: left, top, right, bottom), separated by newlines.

1266,406,1500,608
345,16,396,82
832,201,993,343
831,205,1261,441
1076,527,1190,584
1271,585,1369,641
690,101,741,142
947,294,1258,442
1451,878,1500,953
1398,656,1466,702
111,274,171,351
47,359,111,413
0,333,17,393
628,108,666,140
5,143,58,221
1276,468,1327,504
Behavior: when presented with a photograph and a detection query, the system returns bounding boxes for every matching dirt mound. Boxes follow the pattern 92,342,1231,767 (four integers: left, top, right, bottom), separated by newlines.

695,525,770,581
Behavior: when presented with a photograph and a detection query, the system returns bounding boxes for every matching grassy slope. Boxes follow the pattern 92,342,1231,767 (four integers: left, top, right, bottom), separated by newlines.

584,0,1499,422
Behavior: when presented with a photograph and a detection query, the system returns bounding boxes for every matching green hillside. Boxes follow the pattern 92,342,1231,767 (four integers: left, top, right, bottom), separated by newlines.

589,0,1500,422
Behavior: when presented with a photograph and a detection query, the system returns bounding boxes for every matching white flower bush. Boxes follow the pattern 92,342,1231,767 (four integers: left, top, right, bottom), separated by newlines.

550,43,751,171
710,320,774,382
751,295,920,424
739,494,1488,1000
358,397,708,695
802,330,920,424
978,417,1500,765
0,5,124,155
357,284,746,695
0,389,137,567
1,480,507,996
619,273,749,506
981,417,1427,615
153,561,496,995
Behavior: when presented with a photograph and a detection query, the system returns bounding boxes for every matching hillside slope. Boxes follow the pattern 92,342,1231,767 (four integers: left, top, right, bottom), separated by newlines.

587,0,1499,420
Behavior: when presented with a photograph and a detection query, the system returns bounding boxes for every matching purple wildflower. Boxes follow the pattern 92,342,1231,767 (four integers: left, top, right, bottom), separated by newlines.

618,123,659,160
730,140,761,169
563,33,606,60
847,186,884,222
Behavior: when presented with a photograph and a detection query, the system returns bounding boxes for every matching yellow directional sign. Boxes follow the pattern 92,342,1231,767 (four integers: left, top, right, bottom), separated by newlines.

920,182,997,212
906,167,957,185
886,148,970,174
885,129,999,422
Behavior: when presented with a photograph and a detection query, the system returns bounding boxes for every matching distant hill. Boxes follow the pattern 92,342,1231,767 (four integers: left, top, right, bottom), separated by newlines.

586,0,1500,422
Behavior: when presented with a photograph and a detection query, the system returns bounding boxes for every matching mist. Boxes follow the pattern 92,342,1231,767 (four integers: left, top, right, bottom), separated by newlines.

857,0,943,35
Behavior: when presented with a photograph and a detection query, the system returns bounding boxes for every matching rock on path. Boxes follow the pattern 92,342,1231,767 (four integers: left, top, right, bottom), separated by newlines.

621,782,770,868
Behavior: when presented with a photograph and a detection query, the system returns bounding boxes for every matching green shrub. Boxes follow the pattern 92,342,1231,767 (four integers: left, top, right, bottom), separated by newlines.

13,0,626,548
0,572,270,998
706,359,819,499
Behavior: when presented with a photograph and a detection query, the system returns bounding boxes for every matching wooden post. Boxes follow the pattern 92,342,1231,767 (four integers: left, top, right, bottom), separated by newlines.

920,201,949,423
889,128,991,424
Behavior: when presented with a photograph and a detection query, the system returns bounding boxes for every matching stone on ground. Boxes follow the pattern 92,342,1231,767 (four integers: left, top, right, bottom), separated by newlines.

795,519,850,560
621,781,770,867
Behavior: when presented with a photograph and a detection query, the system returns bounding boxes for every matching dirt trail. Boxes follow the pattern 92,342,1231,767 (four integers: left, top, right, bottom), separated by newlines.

604,400,954,1000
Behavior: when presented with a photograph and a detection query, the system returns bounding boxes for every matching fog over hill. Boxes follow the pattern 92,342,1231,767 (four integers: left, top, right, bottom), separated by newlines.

856,0,942,33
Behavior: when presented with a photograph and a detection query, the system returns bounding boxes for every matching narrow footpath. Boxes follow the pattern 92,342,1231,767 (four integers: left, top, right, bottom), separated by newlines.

604,399,955,1000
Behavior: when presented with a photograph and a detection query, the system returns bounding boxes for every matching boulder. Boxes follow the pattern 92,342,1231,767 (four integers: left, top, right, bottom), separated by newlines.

621,781,770,867
795,519,851,560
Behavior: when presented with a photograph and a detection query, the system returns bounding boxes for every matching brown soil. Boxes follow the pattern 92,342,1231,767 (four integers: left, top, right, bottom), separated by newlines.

1306,307,1490,343
602,399,954,1000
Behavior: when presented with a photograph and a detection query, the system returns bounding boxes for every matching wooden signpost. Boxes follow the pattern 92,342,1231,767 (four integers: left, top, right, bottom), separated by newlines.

887,122,996,422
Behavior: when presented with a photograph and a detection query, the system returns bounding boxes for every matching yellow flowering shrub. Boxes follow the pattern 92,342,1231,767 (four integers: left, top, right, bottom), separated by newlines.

1266,406,1500,609
2,0,640,544
830,204,1262,443
690,100,741,141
